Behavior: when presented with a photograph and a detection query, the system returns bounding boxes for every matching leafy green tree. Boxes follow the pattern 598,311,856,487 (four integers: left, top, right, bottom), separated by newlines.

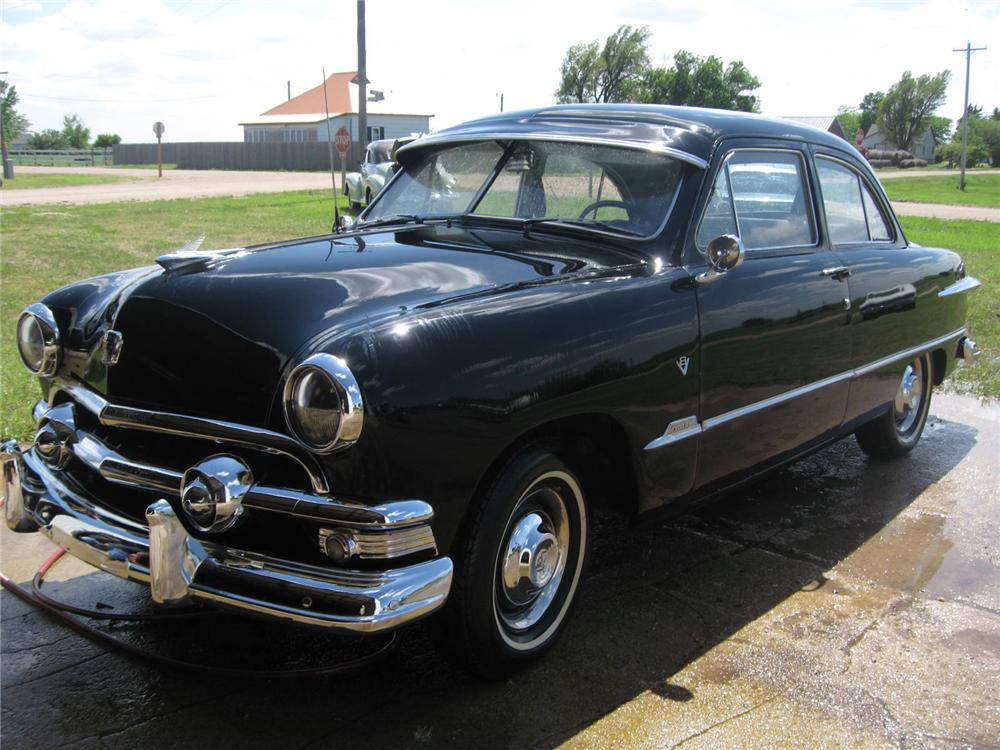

876,71,950,152
0,79,31,141
62,113,91,149
556,41,602,103
992,107,1000,121
859,91,883,133
969,117,1000,165
636,50,760,111
27,129,68,150
837,106,862,142
556,25,650,103
93,133,122,148
966,104,983,119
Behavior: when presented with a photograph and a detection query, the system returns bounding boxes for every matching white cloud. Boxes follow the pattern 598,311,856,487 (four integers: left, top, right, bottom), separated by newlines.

1,0,997,143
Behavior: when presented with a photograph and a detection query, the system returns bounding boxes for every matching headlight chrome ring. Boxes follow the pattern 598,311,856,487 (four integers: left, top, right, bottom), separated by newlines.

17,303,61,376
283,353,364,453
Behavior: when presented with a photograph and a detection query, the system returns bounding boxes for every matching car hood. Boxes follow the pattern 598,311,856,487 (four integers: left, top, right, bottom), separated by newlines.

84,224,643,425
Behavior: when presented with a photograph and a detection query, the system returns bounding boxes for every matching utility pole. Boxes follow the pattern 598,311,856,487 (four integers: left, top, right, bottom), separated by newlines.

0,71,13,180
357,0,367,162
287,80,291,101
952,42,986,191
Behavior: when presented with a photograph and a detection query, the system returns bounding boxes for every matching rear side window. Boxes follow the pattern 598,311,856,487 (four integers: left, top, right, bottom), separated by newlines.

817,157,893,244
696,150,816,251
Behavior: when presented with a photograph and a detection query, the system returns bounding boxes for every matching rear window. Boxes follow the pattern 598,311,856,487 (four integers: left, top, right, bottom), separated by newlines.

817,157,893,244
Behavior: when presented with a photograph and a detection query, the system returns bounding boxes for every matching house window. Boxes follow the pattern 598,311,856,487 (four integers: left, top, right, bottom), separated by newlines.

367,126,385,142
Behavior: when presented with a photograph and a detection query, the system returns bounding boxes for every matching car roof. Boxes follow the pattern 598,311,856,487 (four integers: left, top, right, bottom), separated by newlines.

396,103,861,170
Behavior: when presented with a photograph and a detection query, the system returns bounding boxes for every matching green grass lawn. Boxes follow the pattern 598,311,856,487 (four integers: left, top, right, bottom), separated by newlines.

0,173,143,190
0,192,995,440
881,173,1000,207
900,216,999,397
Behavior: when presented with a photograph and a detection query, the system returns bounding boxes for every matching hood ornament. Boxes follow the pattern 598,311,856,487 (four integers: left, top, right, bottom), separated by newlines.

156,235,247,274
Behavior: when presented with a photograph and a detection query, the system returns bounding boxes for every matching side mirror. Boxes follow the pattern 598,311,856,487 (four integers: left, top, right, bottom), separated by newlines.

333,215,355,233
696,234,746,284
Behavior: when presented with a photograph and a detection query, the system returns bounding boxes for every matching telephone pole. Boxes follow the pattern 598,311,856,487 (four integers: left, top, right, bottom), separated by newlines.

357,0,367,159
952,42,986,191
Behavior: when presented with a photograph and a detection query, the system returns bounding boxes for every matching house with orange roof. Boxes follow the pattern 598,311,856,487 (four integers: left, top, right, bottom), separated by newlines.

239,71,432,146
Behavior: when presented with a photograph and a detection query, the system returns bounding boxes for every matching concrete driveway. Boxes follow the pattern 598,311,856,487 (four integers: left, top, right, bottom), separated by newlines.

0,166,339,206
2,393,997,748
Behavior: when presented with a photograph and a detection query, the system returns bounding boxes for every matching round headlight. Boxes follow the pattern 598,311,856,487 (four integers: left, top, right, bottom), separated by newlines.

17,304,60,376
283,354,364,453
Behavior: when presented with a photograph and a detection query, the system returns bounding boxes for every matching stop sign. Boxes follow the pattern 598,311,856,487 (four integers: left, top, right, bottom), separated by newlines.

334,127,351,158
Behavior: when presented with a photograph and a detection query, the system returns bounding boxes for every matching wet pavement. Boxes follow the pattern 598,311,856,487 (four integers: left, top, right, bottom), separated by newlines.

1,393,998,749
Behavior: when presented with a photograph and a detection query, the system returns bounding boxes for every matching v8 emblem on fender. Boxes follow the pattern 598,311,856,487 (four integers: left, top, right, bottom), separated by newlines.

676,356,690,376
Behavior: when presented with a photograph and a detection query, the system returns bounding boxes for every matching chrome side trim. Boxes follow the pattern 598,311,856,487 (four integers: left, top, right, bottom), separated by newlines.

852,327,966,378
645,327,967,448
938,276,982,297
644,416,701,451
48,378,330,495
702,369,852,431
396,132,709,169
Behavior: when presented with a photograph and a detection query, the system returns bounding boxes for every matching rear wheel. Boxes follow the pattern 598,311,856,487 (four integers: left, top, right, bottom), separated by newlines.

855,353,932,458
430,447,589,677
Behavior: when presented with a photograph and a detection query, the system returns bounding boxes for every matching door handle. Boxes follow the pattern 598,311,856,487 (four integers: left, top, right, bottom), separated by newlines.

821,266,851,280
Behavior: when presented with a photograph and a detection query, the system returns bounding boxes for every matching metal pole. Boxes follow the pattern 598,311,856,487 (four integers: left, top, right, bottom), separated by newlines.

953,42,987,191
0,72,13,180
321,67,340,230
156,135,162,178
357,0,367,162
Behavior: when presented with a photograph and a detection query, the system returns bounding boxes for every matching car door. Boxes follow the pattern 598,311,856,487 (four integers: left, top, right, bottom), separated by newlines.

693,141,853,489
812,152,950,425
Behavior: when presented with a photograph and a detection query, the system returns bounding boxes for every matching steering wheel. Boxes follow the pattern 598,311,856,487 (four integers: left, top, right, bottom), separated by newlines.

578,200,629,221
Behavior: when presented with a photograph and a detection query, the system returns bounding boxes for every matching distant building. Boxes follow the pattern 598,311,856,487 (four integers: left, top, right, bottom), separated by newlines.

239,71,432,145
863,125,936,161
781,116,848,141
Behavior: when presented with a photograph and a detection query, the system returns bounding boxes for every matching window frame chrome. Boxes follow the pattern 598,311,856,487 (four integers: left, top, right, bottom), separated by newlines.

814,153,898,246
694,146,820,254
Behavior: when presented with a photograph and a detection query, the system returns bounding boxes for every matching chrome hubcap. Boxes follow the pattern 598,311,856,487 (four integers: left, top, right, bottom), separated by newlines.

496,484,570,633
893,359,924,434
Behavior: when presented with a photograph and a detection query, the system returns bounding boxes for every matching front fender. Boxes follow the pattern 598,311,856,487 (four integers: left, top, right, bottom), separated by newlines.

304,268,700,555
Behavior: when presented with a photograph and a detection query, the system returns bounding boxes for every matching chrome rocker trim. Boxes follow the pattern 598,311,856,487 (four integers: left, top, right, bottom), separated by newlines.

48,378,330,494
645,327,967,450
2,446,453,634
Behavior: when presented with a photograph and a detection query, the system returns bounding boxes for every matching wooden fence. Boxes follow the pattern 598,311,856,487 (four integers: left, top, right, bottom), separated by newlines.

113,141,364,171
8,149,114,167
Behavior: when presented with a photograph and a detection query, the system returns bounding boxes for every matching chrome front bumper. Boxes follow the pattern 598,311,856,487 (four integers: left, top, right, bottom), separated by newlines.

1,443,453,633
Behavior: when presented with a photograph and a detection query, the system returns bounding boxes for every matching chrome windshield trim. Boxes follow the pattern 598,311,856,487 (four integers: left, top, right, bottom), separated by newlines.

48,379,330,495
938,276,982,297
396,132,709,169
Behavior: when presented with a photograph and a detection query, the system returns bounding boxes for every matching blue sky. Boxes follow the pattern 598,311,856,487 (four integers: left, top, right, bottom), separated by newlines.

2,0,998,142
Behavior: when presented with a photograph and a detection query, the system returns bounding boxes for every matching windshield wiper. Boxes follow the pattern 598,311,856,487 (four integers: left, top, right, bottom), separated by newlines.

357,213,424,229
521,218,643,237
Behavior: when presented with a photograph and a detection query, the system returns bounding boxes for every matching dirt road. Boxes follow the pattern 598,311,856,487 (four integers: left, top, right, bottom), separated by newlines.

1,166,339,206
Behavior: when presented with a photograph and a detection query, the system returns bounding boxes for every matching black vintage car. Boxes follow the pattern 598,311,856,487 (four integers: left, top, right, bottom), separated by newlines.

3,105,981,676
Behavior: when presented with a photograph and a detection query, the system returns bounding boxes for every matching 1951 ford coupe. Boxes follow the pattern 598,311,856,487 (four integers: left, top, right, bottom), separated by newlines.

3,105,981,676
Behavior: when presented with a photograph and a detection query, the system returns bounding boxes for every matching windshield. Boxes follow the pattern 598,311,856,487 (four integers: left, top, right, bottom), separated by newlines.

362,139,686,238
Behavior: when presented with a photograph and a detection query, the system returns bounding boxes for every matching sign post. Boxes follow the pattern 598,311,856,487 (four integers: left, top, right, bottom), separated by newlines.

152,121,165,178
335,127,351,201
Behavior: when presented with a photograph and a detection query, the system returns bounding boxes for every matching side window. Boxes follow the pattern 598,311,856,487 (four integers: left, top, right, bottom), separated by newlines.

861,182,892,241
817,157,893,244
696,150,816,251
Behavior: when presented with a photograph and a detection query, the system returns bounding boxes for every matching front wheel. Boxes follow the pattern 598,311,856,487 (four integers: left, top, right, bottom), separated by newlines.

430,447,589,677
855,353,932,458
